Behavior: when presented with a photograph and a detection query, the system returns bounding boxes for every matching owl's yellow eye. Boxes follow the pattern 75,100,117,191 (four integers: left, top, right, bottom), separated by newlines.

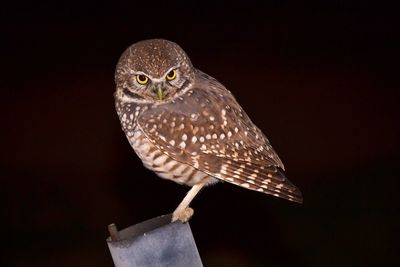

166,69,177,81
136,74,149,85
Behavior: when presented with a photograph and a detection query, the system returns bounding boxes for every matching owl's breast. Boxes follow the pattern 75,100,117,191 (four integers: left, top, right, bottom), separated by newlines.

128,129,215,186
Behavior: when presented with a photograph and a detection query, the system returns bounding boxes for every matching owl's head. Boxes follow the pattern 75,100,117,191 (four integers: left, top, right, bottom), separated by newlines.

115,39,195,103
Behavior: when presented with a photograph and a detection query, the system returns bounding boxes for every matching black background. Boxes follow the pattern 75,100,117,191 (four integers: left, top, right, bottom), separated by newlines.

1,1,399,266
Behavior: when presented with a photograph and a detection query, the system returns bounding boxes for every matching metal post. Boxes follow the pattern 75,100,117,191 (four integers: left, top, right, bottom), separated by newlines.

106,214,203,267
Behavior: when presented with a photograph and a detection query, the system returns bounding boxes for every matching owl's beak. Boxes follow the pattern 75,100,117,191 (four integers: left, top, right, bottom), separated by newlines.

157,86,164,101
154,83,165,101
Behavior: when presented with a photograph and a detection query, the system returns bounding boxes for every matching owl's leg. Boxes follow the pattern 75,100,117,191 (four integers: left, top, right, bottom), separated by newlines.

172,182,205,223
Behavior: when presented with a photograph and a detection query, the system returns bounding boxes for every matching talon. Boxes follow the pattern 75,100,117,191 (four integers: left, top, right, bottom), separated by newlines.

172,207,194,223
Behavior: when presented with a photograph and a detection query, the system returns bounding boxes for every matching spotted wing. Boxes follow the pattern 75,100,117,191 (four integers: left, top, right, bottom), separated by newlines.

137,70,303,203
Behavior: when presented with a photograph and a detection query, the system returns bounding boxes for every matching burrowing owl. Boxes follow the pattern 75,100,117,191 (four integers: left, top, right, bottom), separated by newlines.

115,39,302,222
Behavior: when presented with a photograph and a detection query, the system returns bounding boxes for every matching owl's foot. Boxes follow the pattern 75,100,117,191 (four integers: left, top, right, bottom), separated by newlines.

171,183,205,223
172,207,194,223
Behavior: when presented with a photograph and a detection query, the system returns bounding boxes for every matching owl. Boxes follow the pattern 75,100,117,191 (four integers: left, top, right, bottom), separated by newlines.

114,39,302,222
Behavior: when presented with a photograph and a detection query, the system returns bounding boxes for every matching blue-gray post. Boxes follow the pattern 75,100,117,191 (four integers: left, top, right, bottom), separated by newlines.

106,214,203,267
